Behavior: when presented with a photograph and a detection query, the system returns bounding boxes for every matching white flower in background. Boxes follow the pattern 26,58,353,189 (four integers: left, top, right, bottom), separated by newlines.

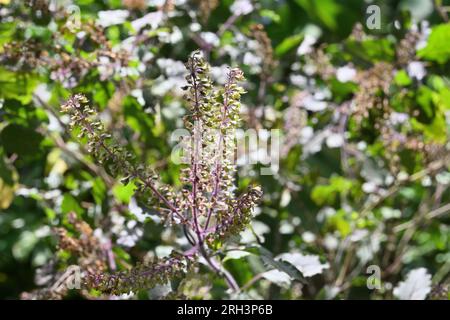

34,84,51,103
336,65,356,82
117,36,135,53
117,229,143,247
302,231,316,243
98,10,129,27
279,220,294,234
385,174,395,186
290,74,307,87
314,88,331,100
303,64,317,76
303,95,327,111
223,44,240,59
245,39,257,51
357,141,367,150
414,20,431,50
151,58,187,96
156,58,186,76
323,234,339,251
280,189,291,207
297,34,317,56
389,112,409,125
35,85,64,133
277,253,329,277
131,89,145,106
326,132,344,148
393,268,432,300
407,61,426,80
230,0,253,16
397,171,409,181
240,221,270,244
97,56,114,80
349,229,368,242
436,171,450,185
234,31,247,43
362,181,378,193
108,210,144,247
155,245,174,258
264,105,277,122
291,62,301,71
151,76,186,96
200,32,220,47
189,22,201,32
302,129,329,157
128,197,151,222
148,0,166,6
243,51,262,67
380,207,401,219
211,64,229,85
76,31,87,39
299,126,314,144
317,207,336,223
131,11,164,31
324,285,340,299
158,26,183,44
243,52,262,74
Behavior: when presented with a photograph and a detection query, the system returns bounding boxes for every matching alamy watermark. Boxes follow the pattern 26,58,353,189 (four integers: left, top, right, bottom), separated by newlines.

170,126,281,176
366,5,381,30
46,1,81,32
366,265,392,291
51,265,81,291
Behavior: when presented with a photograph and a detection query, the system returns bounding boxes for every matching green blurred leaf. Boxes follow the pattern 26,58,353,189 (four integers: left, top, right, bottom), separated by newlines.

0,68,39,104
0,124,44,158
113,182,136,204
61,193,83,216
275,33,304,57
418,23,450,64
311,176,353,205
295,0,342,31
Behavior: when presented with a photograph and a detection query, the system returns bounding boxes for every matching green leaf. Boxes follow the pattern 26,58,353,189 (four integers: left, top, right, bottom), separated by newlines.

311,176,353,205
344,38,395,62
61,193,84,216
92,177,107,205
259,9,281,23
12,231,38,261
0,151,18,209
394,70,412,86
0,22,16,45
275,33,304,57
415,86,435,122
418,23,450,64
113,182,136,204
0,68,40,104
295,0,342,31
255,246,306,283
327,209,351,237
0,124,44,157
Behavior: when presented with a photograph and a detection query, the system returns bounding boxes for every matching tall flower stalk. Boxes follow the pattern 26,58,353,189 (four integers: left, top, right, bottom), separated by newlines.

58,51,261,295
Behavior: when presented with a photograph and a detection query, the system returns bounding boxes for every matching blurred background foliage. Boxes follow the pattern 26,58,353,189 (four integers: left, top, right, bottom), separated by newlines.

0,0,449,299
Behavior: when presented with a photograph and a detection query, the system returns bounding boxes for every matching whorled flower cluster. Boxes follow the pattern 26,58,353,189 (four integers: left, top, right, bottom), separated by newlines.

87,252,194,295
352,62,394,126
59,51,262,295
207,185,262,246
61,94,181,224
250,24,277,81
195,0,219,23
180,51,253,233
